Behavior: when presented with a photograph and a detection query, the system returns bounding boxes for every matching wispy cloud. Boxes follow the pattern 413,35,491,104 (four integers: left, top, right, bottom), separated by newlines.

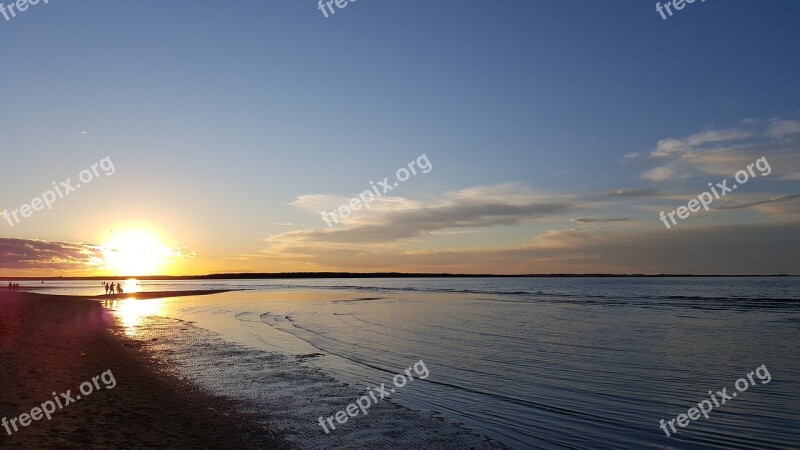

715,194,800,210
570,217,631,224
280,184,579,245
604,189,663,198
642,166,678,182
255,222,800,274
640,118,800,181
650,128,754,158
252,118,800,274
767,119,800,139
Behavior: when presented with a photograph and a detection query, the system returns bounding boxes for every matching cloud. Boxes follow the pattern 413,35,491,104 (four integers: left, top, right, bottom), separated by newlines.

650,129,753,158
639,118,800,181
0,237,195,274
570,217,631,224
259,120,800,274
290,194,420,218
255,222,800,274
280,184,579,245
605,189,663,198
715,194,800,210
0,238,103,271
642,166,678,182
767,119,800,139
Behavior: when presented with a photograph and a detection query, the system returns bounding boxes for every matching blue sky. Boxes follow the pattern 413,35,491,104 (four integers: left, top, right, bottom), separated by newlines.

1,1,799,275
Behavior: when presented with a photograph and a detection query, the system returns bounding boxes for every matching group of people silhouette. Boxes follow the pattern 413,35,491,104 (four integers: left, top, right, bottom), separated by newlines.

104,282,123,295
7,283,20,291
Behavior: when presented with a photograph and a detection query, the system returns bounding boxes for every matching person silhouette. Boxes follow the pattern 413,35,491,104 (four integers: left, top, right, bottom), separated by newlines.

7,282,11,291
116,282,122,294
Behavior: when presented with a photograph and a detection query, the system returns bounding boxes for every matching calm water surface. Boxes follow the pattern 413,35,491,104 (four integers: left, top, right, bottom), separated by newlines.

30,277,800,449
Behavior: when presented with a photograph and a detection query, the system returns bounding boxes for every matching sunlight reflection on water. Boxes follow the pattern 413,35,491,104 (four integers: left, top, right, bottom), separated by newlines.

113,298,165,336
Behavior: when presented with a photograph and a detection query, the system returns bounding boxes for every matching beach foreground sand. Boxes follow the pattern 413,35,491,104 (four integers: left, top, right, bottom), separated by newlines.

0,290,289,449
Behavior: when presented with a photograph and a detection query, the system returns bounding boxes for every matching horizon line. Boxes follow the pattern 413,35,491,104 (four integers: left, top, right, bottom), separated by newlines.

0,272,798,281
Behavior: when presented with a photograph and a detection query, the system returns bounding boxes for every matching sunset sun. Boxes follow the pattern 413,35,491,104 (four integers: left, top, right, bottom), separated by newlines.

101,230,175,276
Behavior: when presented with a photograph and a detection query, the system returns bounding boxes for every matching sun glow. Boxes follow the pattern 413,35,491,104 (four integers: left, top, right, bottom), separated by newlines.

101,230,175,276
123,278,140,293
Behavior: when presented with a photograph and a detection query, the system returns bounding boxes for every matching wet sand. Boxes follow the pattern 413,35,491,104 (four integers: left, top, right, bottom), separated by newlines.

0,290,289,449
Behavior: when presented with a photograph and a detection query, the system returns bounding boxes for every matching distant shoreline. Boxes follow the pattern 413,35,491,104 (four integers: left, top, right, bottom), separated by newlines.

0,272,797,281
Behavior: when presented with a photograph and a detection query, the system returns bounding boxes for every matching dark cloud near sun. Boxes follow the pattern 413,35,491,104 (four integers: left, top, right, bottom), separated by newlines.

0,238,102,272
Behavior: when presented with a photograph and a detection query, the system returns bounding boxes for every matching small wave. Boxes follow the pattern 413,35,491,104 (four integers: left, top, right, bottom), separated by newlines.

134,317,511,450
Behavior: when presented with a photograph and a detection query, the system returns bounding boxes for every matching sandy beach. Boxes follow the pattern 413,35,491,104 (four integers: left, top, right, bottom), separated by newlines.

0,290,289,449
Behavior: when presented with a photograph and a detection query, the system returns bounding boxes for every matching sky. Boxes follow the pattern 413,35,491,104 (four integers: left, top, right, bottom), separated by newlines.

1,0,799,276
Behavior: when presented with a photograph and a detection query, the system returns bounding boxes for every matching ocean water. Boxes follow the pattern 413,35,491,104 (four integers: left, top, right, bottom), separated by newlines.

31,277,800,449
